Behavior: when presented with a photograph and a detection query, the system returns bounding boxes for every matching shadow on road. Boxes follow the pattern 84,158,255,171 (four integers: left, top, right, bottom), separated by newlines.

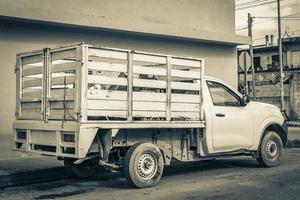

163,157,260,177
92,157,260,189
23,157,261,194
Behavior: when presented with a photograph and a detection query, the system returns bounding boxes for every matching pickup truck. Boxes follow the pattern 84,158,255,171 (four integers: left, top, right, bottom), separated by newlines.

13,43,288,188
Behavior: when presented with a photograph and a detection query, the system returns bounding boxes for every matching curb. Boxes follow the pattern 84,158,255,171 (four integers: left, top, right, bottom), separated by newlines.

287,140,300,148
287,121,300,127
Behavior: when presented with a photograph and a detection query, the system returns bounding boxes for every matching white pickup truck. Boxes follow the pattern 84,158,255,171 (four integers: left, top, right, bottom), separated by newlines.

13,43,288,188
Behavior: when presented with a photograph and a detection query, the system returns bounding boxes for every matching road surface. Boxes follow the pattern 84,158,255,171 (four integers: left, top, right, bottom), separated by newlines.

1,148,299,200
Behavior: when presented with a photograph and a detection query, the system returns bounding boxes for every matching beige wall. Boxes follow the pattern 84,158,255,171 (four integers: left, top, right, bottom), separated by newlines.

0,0,248,44
0,0,244,158
0,21,237,158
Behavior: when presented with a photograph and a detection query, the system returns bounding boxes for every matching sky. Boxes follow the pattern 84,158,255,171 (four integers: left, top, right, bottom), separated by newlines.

235,0,300,45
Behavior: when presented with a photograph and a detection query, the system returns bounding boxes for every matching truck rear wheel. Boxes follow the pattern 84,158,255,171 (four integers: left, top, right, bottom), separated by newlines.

123,143,164,188
257,131,283,167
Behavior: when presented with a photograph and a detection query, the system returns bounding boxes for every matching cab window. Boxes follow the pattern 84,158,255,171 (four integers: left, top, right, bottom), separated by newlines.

207,81,241,107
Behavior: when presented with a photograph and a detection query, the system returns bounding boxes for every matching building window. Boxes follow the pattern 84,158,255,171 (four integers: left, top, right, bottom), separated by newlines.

272,55,279,69
254,57,261,71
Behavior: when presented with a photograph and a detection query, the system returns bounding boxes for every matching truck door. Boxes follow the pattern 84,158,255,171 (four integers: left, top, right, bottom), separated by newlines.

206,81,254,153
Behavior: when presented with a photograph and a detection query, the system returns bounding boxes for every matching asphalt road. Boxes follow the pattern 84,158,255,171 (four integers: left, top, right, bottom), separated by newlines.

1,148,299,200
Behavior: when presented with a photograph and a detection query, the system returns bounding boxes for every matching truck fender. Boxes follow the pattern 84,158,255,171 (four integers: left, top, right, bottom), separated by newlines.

252,118,287,152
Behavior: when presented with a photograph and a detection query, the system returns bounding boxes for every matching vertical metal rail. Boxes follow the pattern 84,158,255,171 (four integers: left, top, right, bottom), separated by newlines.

41,52,45,121
56,130,61,156
41,48,50,122
166,56,172,121
45,48,51,123
199,60,205,121
127,51,133,121
15,56,22,119
26,130,31,151
79,44,88,122
237,51,241,89
243,51,248,94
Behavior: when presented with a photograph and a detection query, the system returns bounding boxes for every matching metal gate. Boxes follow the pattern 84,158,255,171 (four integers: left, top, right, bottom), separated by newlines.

15,44,83,122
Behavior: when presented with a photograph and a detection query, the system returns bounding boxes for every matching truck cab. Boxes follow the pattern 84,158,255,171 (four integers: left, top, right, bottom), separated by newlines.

203,76,287,155
13,44,288,188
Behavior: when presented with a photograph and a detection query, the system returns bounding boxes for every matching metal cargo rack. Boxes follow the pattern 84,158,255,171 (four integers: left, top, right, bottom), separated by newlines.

13,43,205,158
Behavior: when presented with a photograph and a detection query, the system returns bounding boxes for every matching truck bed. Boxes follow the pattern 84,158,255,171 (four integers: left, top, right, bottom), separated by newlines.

14,43,205,158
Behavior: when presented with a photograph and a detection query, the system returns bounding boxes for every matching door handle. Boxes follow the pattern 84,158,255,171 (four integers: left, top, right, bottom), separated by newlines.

216,113,225,117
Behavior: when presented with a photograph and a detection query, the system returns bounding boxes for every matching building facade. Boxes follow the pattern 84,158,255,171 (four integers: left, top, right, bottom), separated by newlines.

238,37,300,120
238,37,300,84
0,0,248,158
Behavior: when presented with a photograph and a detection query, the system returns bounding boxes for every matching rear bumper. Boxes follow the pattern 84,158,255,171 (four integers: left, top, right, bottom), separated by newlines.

13,120,97,159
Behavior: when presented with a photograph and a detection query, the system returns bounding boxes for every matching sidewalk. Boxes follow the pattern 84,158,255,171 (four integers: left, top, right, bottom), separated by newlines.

286,121,300,147
287,126,300,148
287,121,300,127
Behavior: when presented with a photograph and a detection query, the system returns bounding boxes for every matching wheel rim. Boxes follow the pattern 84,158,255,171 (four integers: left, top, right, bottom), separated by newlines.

266,140,278,160
137,153,158,180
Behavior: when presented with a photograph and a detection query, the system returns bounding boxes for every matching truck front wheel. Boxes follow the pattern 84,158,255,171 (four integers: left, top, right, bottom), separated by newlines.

123,143,164,188
257,131,283,167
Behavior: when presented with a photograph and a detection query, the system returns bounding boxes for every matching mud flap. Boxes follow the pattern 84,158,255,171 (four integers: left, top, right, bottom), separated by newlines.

78,128,98,158
99,129,113,162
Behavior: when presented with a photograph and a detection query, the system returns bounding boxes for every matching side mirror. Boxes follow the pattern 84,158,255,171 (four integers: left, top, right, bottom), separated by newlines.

241,94,250,106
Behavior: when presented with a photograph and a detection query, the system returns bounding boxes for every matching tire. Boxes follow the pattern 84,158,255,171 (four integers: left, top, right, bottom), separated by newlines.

64,158,99,178
123,143,164,188
257,131,283,167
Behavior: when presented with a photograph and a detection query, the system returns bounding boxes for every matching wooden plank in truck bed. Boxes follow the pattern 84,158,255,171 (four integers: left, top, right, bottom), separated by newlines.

21,54,43,65
87,99,199,112
21,89,75,102
88,62,201,79
22,62,80,76
22,76,76,88
87,110,199,119
87,90,200,103
80,120,205,129
88,75,200,90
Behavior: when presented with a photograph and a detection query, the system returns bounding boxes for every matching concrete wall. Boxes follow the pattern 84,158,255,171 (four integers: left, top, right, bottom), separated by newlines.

0,0,243,158
290,73,300,120
0,20,237,158
287,50,300,68
0,0,248,44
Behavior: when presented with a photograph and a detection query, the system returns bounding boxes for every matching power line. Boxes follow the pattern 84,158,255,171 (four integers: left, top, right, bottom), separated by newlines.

236,27,249,31
235,17,300,31
235,0,298,11
236,0,278,10
252,28,300,41
254,16,300,19
235,12,300,30
236,0,270,7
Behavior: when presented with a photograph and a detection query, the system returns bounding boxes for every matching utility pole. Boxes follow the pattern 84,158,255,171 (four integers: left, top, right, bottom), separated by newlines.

248,13,256,100
243,51,248,94
277,0,284,110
